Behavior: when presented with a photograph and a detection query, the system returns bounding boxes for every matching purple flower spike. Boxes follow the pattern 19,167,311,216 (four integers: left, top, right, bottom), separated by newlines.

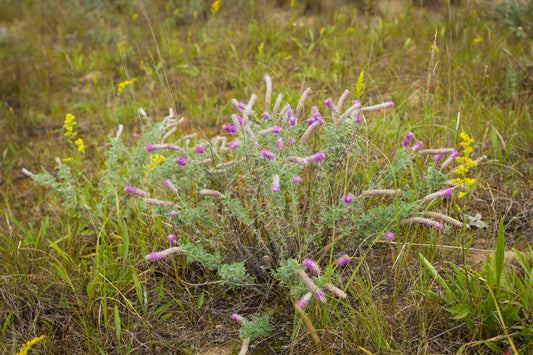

260,149,275,160
343,194,353,203
402,132,414,147
335,254,351,266
263,74,271,83
302,258,322,274
231,314,244,323
309,152,325,162
195,145,204,154
262,111,270,120
276,138,283,150
384,101,394,108
124,186,148,197
412,141,424,152
176,157,188,166
296,292,313,309
287,138,295,145
314,288,327,303
353,100,361,106
229,140,240,149
292,176,302,184
145,144,157,152
223,124,237,133
271,126,282,134
385,232,395,241
324,98,334,109
169,210,178,217
167,234,177,243
271,175,280,193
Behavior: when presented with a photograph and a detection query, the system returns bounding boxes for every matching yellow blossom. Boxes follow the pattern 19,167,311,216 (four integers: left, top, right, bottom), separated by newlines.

16,335,45,355
257,42,264,55
143,154,167,179
211,0,220,14
458,192,466,199
75,138,85,153
430,44,439,53
290,0,295,7
473,38,482,44
63,113,78,139
355,71,364,98
320,28,325,36
132,13,139,20
63,157,73,162
117,78,137,96
174,8,181,14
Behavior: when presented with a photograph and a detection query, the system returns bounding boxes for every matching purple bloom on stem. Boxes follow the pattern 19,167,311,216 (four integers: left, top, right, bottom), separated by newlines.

402,132,414,147
296,292,313,309
229,140,240,149
353,100,361,106
263,74,271,83
343,194,353,203
385,232,395,241
195,145,204,154
324,98,334,110
335,254,351,266
287,138,295,145
262,111,270,120
292,176,302,184
271,175,280,193
169,210,178,217
231,314,244,323
176,157,188,166
124,186,148,197
276,138,283,150
302,258,322,274
271,126,282,134
412,141,423,152
260,149,275,160
309,152,325,162
167,234,177,243
223,124,237,133
145,144,157,152
314,288,327,303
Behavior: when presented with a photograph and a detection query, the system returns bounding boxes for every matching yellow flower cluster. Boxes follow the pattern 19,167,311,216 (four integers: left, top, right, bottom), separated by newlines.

143,154,167,179
63,113,78,139
117,78,137,96
75,138,85,153
355,71,365,98
17,335,45,355
211,0,220,14
451,132,477,198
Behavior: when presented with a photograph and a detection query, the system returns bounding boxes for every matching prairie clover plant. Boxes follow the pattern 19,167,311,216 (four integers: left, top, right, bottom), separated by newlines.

123,76,488,286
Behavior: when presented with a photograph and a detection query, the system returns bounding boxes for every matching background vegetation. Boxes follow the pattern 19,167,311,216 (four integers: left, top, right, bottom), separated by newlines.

0,0,532,353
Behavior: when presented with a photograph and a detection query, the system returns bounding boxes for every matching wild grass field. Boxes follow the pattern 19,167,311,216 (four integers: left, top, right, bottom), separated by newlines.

1,0,532,354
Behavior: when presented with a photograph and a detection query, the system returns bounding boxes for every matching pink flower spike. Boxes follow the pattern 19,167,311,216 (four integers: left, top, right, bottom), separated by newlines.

124,186,147,197
231,314,245,323
385,231,395,241
324,98,334,110
402,132,414,147
223,124,237,133
169,210,178,217
302,258,322,274
314,288,327,303
276,138,283,150
343,194,353,203
260,150,275,160
335,254,351,266
412,141,424,152
229,140,240,149
176,157,188,166
326,283,347,299
309,152,325,162
296,292,313,309
195,145,204,154
292,176,302,184
167,234,177,243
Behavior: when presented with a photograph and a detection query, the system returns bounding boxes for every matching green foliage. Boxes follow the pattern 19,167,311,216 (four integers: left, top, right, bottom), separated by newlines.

273,258,299,284
420,221,533,353
239,313,273,341
493,0,533,38
218,262,249,284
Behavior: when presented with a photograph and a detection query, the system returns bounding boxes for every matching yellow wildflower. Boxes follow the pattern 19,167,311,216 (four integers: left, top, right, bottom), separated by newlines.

320,28,325,36
143,154,167,179
457,192,466,199
473,38,482,44
346,28,355,33
75,138,85,153
257,42,264,55
132,13,139,20
174,8,181,14
63,113,78,139
290,0,295,7
16,335,45,355
117,78,136,96
63,157,73,162
211,0,220,14
355,71,364,98
430,44,439,53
